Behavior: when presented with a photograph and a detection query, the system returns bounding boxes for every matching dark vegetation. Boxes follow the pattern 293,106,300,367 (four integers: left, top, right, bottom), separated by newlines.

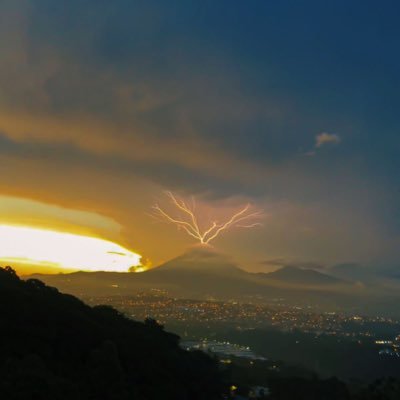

0,267,222,400
223,357,400,400
2,265,400,399
218,328,400,381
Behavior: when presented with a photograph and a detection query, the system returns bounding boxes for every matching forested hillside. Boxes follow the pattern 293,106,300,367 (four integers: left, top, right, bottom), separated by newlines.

0,266,222,400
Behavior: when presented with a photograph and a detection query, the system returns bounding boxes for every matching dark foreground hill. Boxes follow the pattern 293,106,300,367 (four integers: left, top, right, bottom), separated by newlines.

0,266,222,400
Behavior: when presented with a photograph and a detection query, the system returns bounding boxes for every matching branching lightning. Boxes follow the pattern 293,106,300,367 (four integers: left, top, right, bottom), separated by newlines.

152,191,263,245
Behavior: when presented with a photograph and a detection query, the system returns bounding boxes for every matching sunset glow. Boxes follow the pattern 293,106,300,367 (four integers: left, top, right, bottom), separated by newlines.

0,225,141,272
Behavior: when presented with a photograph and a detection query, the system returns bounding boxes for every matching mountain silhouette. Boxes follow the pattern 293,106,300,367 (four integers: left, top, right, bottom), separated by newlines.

149,248,245,276
263,265,344,285
0,266,222,399
27,248,375,312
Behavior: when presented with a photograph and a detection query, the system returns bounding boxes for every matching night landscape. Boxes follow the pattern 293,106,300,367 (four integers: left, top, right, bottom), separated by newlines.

1,1,400,399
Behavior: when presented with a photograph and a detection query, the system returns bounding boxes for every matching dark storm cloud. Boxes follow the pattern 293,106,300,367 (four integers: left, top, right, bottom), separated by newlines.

0,135,259,197
0,0,400,264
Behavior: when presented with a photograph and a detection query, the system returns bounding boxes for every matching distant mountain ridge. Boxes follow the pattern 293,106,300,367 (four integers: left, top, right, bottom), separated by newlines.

28,249,347,295
264,265,345,285
27,248,383,314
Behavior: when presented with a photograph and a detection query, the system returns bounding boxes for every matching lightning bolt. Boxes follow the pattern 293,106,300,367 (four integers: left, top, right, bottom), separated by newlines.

152,191,263,245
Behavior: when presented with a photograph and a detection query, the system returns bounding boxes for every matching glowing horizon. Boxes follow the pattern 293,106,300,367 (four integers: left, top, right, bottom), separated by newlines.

0,224,142,272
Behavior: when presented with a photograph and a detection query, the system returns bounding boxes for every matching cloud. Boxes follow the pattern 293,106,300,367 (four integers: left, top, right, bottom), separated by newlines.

303,132,341,156
0,1,354,202
0,1,280,197
0,0,399,269
315,132,341,148
260,258,325,270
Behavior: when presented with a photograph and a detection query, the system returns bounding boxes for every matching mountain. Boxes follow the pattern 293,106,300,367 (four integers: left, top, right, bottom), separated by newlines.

328,264,400,289
26,248,376,313
149,248,246,276
27,249,251,299
376,265,400,280
263,265,345,285
0,266,222,399
28,249,350,301
328,263,374,283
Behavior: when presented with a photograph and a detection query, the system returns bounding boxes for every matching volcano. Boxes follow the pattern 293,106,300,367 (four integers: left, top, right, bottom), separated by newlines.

24,248,367,311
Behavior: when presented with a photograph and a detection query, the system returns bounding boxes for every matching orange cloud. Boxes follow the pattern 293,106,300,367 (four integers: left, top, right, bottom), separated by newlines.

0,108,265,187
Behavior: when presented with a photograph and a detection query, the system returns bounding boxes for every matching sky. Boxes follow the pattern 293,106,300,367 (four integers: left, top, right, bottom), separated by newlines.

0,0,399,272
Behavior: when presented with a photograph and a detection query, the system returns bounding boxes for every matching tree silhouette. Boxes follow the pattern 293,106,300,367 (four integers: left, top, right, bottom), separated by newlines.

0,266,222,399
